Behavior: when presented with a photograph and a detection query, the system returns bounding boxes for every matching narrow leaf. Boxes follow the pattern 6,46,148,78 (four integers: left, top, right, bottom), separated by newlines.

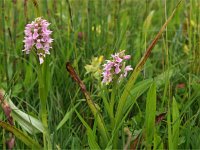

87,130,101,150
75,110,100,149
172,97,180,149
0,121,41,149
167,103,173,149
56,102,80,131
153,133,163,150
145,82,156,149
124,78,153,113
8,99,44,134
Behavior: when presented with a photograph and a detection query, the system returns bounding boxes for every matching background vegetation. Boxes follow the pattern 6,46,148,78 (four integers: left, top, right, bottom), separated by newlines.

0,0,200,149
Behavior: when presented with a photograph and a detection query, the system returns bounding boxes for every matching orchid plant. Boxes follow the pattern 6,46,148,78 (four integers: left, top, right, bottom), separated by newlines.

23,17,53,149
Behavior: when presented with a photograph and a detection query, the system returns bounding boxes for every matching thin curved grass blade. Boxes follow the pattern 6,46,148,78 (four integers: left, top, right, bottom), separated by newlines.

0,121,42,149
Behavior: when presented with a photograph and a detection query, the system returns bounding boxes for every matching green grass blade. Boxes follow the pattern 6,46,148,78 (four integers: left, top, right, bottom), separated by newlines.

8,99,44,134
167,102,173,149
0,121,42,149
154,67,177,87
87,130,101,150
145,82,156,149
31,0,41,16
56,102,81,131
172,97,180,149
153,133,163,150
123,78,153,113
75,110,101,149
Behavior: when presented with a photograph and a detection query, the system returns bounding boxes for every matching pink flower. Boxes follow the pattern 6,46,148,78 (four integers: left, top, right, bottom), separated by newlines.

23,17,53,64
123,55,131,60
102,70,113,83
111,54,123,63
103,61,114,71
102,50,133,84
124,65,133,77
33,29,39,39
36,42,43,49
114,63,121,74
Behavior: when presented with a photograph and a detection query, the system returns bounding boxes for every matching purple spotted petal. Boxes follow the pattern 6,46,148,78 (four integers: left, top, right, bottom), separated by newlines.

102,50,133,84
124,65,133,77
114,63,121,74
23,17,53,64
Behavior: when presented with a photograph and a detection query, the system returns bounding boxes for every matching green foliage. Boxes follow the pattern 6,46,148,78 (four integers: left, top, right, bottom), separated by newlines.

172,97,180,149
9,99,44,134
56,102,80,131
0,0,200,149
75,110,100,149
145,82,156,149
0,121,41,149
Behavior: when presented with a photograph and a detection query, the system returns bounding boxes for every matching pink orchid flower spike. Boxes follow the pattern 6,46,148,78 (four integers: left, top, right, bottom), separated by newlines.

23,17,53,64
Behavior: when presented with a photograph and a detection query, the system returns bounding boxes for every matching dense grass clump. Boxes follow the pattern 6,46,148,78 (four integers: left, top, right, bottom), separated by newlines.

0,0,200,149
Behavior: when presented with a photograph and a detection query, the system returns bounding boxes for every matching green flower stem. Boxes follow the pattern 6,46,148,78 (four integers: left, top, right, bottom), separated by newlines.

100,88,112,122
110,82,117,128
31,5,48,149
110,82,118,149
38,62,51,150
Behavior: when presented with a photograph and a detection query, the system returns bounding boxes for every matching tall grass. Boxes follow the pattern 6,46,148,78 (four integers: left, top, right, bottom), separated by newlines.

0,0,200,149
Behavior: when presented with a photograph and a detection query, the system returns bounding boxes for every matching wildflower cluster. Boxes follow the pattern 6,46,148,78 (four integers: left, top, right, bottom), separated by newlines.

23,17,53,64
102,50,133,84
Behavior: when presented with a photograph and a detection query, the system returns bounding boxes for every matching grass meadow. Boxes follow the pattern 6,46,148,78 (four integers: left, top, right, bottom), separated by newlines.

0,0,200,149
